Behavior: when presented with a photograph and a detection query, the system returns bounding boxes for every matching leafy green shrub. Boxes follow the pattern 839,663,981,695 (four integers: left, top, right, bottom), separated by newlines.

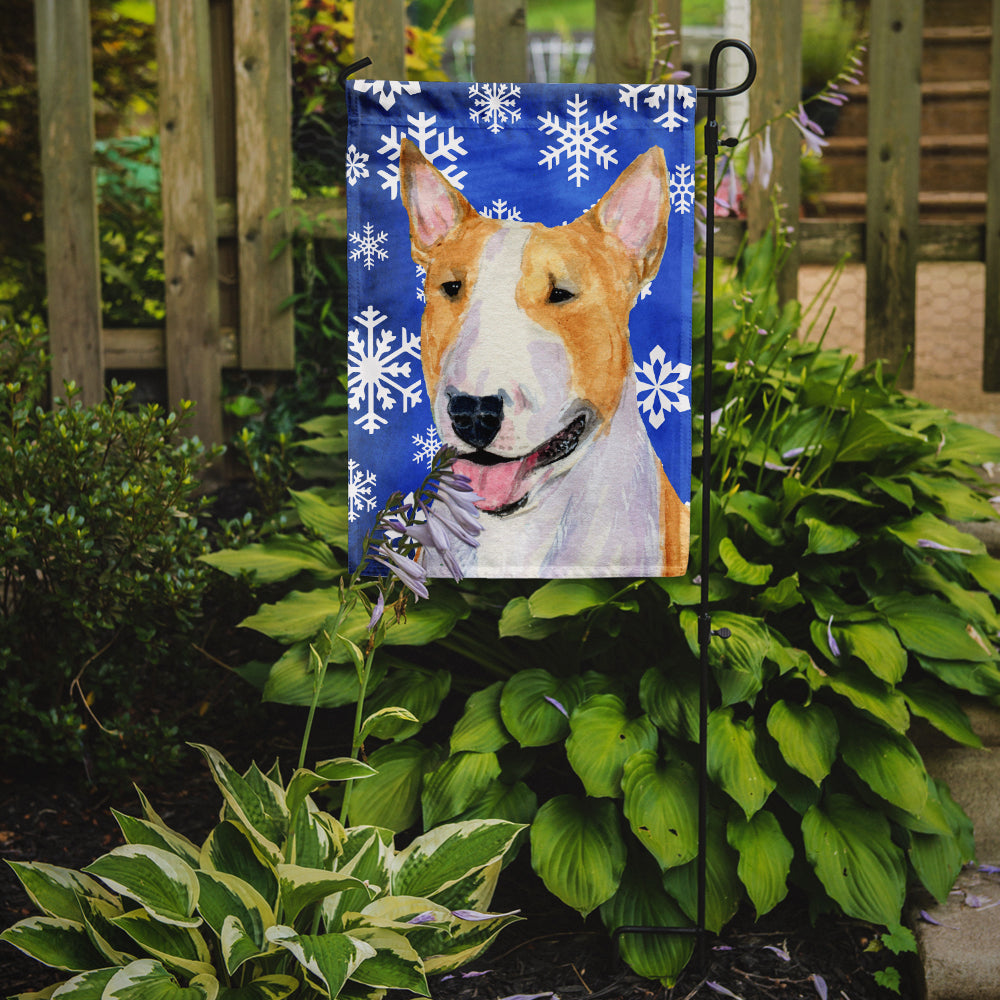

0,317,220,782
211,233,1000,985
1,743,524,998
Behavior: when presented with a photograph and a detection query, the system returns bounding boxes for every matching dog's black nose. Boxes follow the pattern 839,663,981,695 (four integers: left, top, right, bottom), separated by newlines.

447,392,504,450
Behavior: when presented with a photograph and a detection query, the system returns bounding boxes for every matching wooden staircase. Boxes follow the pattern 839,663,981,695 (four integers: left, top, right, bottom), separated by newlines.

816,0,992,222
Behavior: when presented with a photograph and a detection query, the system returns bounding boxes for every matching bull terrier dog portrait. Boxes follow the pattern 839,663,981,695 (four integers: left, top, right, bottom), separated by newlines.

398,136,690,578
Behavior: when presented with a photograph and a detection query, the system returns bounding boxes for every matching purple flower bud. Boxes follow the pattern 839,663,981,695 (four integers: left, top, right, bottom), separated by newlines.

544,695,569,718
367,590,385,631
372,544,429,600
917,538,972,554
827,615,841,658
812,974,828,1000
407,911,437,925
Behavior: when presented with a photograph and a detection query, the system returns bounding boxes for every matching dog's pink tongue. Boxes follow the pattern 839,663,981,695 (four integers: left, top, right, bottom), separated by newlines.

454,456,533,511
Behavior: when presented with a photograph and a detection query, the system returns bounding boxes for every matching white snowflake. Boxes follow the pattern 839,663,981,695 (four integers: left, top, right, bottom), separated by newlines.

618,84,696,132
347,459,378,523
348,305,423,435
469,83,522,134
412,425,443,468
349,222,389,270
415,263,427,302
377,111,469,201
635,345,691,429
537,94,618,187
480,199,522,221
669,163,695,214
345,144,370,186
353,79,421,110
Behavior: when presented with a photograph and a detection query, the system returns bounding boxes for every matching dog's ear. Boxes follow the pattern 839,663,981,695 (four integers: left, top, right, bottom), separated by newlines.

399,137,477,267
583,146,670,288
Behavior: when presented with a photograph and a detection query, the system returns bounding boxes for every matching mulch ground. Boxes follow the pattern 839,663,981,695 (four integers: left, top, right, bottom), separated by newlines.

1,741,913,1000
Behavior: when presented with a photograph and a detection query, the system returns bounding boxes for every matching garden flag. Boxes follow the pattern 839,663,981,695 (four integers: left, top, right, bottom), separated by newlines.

346,80,696,578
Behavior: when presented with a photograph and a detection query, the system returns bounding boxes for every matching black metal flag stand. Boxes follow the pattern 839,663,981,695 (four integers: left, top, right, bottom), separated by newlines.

340,38,758,974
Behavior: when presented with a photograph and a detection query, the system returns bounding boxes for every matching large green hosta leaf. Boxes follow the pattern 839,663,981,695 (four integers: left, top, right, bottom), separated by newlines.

200,535,342,584
660,810,741,934
727,811,793,918
565,695,658,798
838,718,929,816
527,578,618,617
346,740,442,832
450,681,511,754
874,594,996,663
499,670,585,747
362,667,451,741
681,611,771,706
421,751,502,828
530,795,626,916
639,664,699,743
900,680,982,748
600,853,694,987
802,793,906,926
621,752,698,871
718,537,773,586
886,512,985,557
765,700,838,786
707,708,775,818
832,621,907,684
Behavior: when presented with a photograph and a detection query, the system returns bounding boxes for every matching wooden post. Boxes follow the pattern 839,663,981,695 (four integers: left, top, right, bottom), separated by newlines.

157,0,223,445
354,0,406,80
594,0,652,84
864,0,923,390
474,0,526,82
34,0,104,405
746,0,801,305
233,0,294,369
983,0,1000,390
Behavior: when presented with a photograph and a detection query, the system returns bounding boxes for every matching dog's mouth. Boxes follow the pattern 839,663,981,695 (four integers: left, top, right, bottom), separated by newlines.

453,414,589,516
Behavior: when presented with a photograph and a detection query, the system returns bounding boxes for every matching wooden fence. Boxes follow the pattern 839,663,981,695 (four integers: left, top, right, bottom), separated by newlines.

33,0,1000,446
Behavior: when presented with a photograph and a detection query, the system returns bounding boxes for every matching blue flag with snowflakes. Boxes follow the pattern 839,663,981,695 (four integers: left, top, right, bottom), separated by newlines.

346,80,695,578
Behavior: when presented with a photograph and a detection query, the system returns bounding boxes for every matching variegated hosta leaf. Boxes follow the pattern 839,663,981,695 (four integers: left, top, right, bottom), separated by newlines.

102,958,218,999
765,700,838,786
0,916,107,971
285,760,375,824
565,695,658,799
499,669,585,747
727,810,793,918
83,846,200,928
661,810,742,934
112,810,201,868
191,745,288,863
110,908,214,978
621,751,699,871
265,925,375,998
706,707,776,818
276,864,375,925
345,926,429,995
391,820,524,901
200,822,278,910
802,793,906,926
529,795,626,917
421,751,501,829
214,974,299,1000
4,861,118,922
421,859,501,916
599,853,694,987
195,871,274,974
450,681,511,754
44,966,118,997
78,894,136,966
323,829,393,931
288,802,344,870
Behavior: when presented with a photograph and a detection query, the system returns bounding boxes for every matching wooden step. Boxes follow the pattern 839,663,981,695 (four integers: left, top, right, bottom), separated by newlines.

832,80,991,137
813,190,987,222
821,134,989,193
922,0,992,28
922,25,993,83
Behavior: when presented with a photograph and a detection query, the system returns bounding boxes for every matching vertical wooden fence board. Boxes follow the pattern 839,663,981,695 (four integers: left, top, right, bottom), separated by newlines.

157,0,223,444
234,0,294,369
355,0,407,80
657,0,683,78
864,0,923,390
983,0,1000,390
34,0,104,405
746,0,801,303
594,0,651,84
474,0,526,82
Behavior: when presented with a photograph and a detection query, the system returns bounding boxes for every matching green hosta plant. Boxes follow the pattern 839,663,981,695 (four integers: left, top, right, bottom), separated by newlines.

1,744,523,999
342,234,999,985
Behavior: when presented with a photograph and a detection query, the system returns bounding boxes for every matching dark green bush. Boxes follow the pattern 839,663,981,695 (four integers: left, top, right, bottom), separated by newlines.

0,317,220,783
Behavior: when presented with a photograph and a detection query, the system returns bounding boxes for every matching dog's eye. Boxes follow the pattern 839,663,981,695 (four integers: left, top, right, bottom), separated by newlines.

548,286,575,304
441,280,462,299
